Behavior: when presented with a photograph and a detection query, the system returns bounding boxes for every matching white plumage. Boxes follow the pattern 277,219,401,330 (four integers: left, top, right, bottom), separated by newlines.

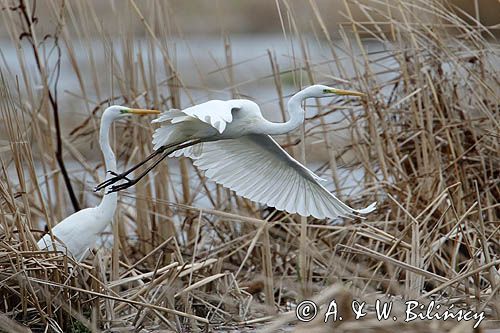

37,106,160,260
98,85,376,219
178,135,375,219
37,207,112,261
151,100,243,150
178,100,240,133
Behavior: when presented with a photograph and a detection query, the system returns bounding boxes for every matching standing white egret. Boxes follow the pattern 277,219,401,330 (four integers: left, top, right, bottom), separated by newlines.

37,106,160,260
95,85,376,219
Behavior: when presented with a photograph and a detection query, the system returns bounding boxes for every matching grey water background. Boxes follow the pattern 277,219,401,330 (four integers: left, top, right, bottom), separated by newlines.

1,0,497,232
1,34,396,218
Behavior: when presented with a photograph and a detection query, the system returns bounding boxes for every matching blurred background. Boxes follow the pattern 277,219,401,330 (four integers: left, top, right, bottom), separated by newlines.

1,0,498,163
0,0,498,332
2,0,499,36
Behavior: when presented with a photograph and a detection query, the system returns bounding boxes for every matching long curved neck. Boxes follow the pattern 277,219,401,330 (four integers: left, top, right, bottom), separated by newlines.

97,114,117,216
261,89,308,135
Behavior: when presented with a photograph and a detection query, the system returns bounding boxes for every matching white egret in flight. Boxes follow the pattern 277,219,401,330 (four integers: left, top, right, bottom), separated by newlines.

37,106,160,260
96,85,376,219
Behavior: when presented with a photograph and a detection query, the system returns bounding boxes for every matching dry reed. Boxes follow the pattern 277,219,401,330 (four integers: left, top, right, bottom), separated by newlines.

0,0,498,332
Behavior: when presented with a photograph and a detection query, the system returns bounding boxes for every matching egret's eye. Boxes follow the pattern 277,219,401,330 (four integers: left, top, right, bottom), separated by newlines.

119,109,129,114
323,89,331,94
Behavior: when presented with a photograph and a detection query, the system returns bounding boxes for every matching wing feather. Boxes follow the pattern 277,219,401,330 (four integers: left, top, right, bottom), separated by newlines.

179,100,242,134
279,169,296,211
294,178,307,215
237,162,269,197
181,135,376,219
153,101,242,150
153,109,183,123
260,163,289,206
311,184,330,219
245,164,277,201
284,173,301,213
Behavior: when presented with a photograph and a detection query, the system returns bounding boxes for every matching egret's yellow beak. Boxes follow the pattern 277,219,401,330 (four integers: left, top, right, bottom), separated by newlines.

325,88,365,97
127,108,161,115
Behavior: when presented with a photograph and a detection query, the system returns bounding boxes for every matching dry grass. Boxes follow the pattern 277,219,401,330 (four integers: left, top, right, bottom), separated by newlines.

0,0,499,332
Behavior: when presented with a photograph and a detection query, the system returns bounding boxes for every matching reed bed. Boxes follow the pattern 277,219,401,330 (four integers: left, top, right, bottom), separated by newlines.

0,0,498,332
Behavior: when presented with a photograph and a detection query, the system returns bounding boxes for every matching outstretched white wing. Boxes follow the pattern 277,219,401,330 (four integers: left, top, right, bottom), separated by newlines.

179,135,376,219
153,100,242,134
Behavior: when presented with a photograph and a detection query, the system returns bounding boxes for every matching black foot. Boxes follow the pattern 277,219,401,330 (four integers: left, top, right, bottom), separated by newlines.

107,170,131,182
94,172,132,192
106,180,136,194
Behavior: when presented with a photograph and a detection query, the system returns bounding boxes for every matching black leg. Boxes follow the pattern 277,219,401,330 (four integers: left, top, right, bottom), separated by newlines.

100,139,202,193
94,146,167,192
107,170,131,182
106,149,171,193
